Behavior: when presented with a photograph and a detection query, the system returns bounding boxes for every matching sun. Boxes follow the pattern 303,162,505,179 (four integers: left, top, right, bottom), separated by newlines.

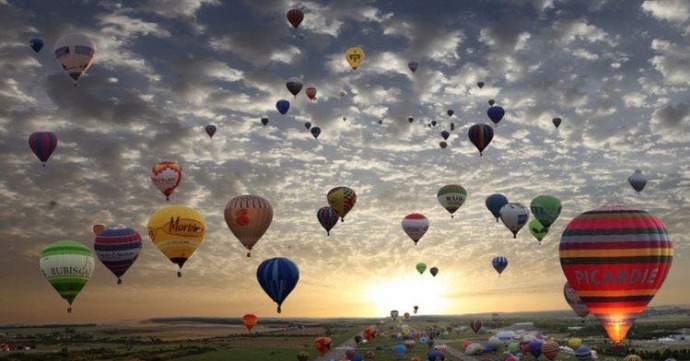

363,274,454,317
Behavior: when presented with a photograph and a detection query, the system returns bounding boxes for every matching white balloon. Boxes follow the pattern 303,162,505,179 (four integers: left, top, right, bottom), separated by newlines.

499,203,529,238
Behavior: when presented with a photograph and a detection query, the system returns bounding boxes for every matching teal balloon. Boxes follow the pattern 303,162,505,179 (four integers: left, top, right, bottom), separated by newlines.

530,195,561,229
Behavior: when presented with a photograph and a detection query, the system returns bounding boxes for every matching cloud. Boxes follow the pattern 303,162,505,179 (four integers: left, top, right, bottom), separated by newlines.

649,39,690,85
642,0,690,24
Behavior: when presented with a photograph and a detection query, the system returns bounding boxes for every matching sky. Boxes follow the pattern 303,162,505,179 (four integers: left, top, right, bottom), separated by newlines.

0,0,689,325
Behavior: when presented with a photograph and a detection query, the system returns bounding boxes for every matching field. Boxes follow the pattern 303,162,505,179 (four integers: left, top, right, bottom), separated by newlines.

2,309,690,360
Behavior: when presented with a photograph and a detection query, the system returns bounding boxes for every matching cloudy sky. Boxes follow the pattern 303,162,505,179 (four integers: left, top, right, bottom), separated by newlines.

1,0,689,324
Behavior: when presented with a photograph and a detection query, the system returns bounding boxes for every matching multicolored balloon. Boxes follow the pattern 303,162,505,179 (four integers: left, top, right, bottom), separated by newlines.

559,206,673,343
40,241,95,312
492,256,508,276
486,194,508,222
314,336,332,355
224,195,273,257
151,161,182,201
29,131,58,166
327,187,357,222
92,223,107,236
470,319,482,333
53,33,95,86
257,257,299,313
317,206,338,236
147,205,205,277
530,195,561,230
564,281,590,317
529,219,548,244
468,124,494,156
94,227,142,284
437,184,467,218
345,47,365,70
402,214,429,246
500,203,529,238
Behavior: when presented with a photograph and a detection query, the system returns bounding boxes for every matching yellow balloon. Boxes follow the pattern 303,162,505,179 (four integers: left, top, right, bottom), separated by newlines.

147,205,205,277
567,338,582,350
345,47,365,70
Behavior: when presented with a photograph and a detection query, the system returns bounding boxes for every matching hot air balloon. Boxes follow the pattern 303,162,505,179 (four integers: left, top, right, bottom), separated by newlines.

204,125,217,139
327,187,357,222
304,122,312,130
408,61,419,73
286,77,303,97
276,100,290,115
29,131,58,166
552,117,562,129
530,195,561,230
92,223,106,236
430,267,439,277
354,335,363,344
378,119,383,125
486,194,509,222
468,124,494,156
528,339,543,359
94,226,142,284
147,205,205,277
500,203,529,238
450,122,455,131
317,206,338,236
257,257,299,313
437,184,467,218
529,219,548,244
628,170,647,193
40,241,95,312
224,195,273,257
413,305,419,314
402,214,429,245
339,90,347,97
439,141,447,149
306,86,317,100
242,314,258,332
363,326,377,341
492,256,508,276
151,161,182,201
447,109,454,117
314,336,332,355
559,206,673,343
487,106,505,126
345,47,365,70
431,120,437,127
541,341,560,361
30,38,43,53
53,33,95,86
623,355,642,361
567,338,582,350
470,320,482,333
404,312,410,320
416,262,427,275
488,99,495,106
477,81,485,88
564,281,590,317
441,130,450,140
575,346,592,361
391,310,399,320
310,127,321,139
261,117,269,126
286,9,304,28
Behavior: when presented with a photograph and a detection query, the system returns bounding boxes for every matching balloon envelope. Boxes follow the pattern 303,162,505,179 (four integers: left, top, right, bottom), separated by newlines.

441,130,450,140
468,124,494,156
151,161,182,201
470,320,482,333
204,125,217,138
224,195,273,257
30,38,44,53
53,33,95,84
40,241,95,312
276,100,290,114
29,131,58,165
447,109,454,117
317,206,338,236
408,61,419,73
500,203,529,238
487,106,505,125
286,77,303,97
437,184,467,218
242,314,258,331
402,214,429,245
564,281,590,317
94,227,142,284
306,86,317,100
430,267,438,277
390,310,399,320
257,257,299,313
345,47,365,70
314,336,332,355
327,187,357,221
286,9,304,28
486,194,509,222
416,262,427,275
310,126,321,139
261,117,269,126
492,256,508,275
530,195,562,229
477,81,485,88
552,117,562,129
529,219,548,244
147,205,205,275
559,206,673,342
628,170,647,192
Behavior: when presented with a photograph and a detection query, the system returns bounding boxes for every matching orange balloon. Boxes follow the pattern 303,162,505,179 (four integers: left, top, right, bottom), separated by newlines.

92,223,106,236
242,314,258,332
314,336,332,355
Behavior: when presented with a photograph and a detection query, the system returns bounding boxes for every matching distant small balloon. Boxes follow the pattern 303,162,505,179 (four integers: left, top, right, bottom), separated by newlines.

447,109,454,117
552,117,562,129
439,141,447,149
30,38,44,53
628,170,647,193
477,81,485,88
276,100,290,115
310,127,321,139
261,117,269,126
488,99,495,106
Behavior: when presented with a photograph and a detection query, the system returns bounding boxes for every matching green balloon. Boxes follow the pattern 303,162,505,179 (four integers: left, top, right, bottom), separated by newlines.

39,241,95,312
529,219,548,244
416,262,427,275
530,195,561,229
